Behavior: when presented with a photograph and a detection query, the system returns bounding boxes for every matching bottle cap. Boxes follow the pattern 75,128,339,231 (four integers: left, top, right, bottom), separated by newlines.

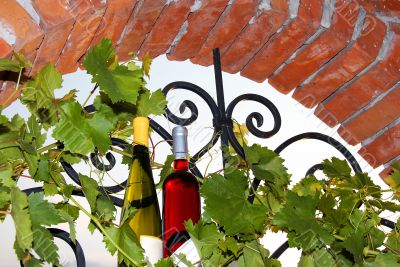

133,117,149,147
172,126,188,160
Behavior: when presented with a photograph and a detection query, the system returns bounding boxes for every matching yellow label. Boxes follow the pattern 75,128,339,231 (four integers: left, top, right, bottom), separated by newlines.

133,116,149,147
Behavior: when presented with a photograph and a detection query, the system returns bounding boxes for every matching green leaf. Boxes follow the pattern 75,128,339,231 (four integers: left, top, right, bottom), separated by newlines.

185,219,224,260
323,157,351,179
96,196,116,221
298,249,336,267
52,102,95,154
43,183,58,196
28,192,63,226
0,58,21,72
200,170,267,235
83,38,143,105
53,101,116,155
244,144,290,199
292,176,323,197
0,162,15,187
237,240,277,267
27,115,46,149
87,112,114,154
11,187,33,250
58,208,77,243
155,257,174,267
136,89,167,117
33,158,50,182
32,225,59,265
272,191,334,245
79,174,99,211
176,253,195,267
103,224,145,266
141,52,152,78
20,64,63,128
363,253,400,266
156,154,174,189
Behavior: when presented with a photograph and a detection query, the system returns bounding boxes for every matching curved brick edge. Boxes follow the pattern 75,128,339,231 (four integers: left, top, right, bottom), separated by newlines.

0,0,399,177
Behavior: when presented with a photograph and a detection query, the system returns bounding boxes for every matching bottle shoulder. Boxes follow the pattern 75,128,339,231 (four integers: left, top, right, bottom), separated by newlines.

163,170,199,186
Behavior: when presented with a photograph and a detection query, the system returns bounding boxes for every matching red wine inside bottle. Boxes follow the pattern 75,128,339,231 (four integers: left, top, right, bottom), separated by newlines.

162,126,201,257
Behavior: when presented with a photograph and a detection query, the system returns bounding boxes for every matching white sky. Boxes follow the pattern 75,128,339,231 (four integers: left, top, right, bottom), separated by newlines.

0,55,390,266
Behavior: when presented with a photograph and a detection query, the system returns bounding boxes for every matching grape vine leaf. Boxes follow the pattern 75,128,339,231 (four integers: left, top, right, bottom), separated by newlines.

136,89,167,117
156,154,174,189
237,240,278,267
20,64,63,128
298,249,336,267
0,52,31,72
43,183,58,196
28,192,63,226
244,144,290,199
52,102,95,154
155,257,174,267
322,157,352,179
0,58,21,72
103,224,145,266
79,174,99,212
0,162,15,187
87,112,114,154
32,225,60,265
272,191,334,245
185,219,228,266
53,101,115,154
83,38,143,105
11,187,33,251
292,176,323,197
200,170,267,235
363,253,400,266
96,196,116,222
58,208,77,243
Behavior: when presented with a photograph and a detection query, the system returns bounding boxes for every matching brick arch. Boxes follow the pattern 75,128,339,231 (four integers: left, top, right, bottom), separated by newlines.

0,0,399,177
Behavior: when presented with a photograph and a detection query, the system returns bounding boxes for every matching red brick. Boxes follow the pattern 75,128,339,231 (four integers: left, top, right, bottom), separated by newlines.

56,0,106,74
315,28,400,127
116,0,165,61
167,0,229,61
0,0,44,57
338,86,400,145
293,15,387,108
0,38,12,58
31,0,76,74
269,0,359,94
360,0,400,17
241,0,324,82
0,81,22,108
380,160,399,179
138,0,194,59
190,0,259,66
359,123,400,168
90,0,137,47
221,0,289,74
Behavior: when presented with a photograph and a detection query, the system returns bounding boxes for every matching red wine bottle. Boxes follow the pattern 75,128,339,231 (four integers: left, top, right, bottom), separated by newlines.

162,126,201,257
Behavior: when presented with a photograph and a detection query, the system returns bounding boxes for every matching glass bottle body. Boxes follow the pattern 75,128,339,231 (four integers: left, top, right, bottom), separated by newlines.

163,159,201,257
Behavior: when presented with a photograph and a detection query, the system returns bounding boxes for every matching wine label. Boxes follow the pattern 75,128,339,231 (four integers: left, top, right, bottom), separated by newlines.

140,235,163,265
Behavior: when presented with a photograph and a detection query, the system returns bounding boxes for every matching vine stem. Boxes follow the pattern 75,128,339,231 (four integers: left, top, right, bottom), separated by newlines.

110,146,132,158
37,142,59,154
3,67,23,107
68,196,140,266
0,210,11,215
82,84,98,108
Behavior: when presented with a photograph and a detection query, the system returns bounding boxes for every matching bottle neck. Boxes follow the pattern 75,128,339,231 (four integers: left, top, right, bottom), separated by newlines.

173,159,189,171
133,117,149,147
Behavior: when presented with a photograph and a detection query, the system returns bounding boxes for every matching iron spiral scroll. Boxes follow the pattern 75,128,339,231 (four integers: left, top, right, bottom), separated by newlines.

19,49,395,266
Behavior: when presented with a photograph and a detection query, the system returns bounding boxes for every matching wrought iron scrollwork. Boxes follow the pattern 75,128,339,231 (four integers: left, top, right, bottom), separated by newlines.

17,48,394,267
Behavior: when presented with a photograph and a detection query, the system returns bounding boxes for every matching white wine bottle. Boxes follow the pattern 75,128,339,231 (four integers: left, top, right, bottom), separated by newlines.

119,117,162,266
